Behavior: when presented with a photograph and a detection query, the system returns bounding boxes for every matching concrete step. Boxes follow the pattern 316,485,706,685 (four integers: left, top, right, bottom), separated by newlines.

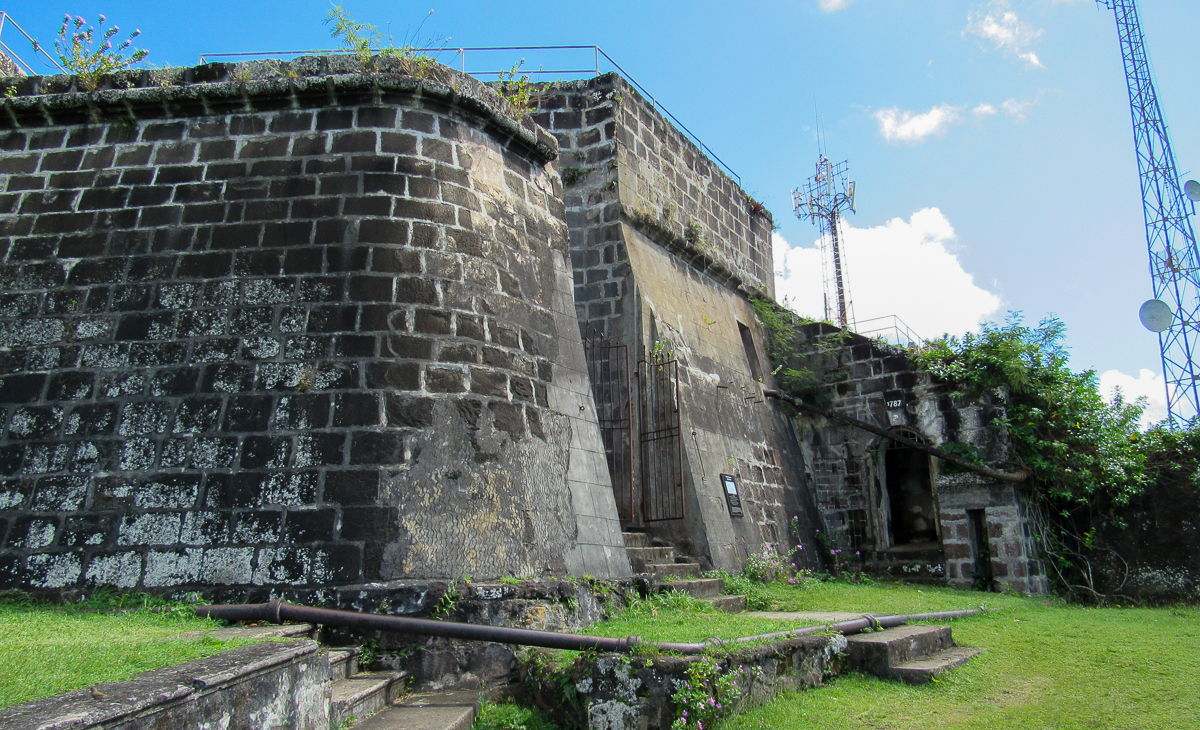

845,624,954,678
706,595,746,613
867,545,947,584
177,622,316,642
646,561,700,580
622,531,652,548
626,546,677,572
656,577,725,598
330,671,407,728
351,690,480,730
326,648,359,681
891,646,985,684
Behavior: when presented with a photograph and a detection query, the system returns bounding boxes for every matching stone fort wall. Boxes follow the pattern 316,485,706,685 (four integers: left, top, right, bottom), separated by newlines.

788,322,1045,594
0,58,630,596
532,75,822,571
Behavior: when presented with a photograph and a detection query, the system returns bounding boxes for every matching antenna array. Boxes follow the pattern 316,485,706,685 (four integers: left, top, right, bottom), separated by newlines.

793,156,857,327
1098,0,1200,424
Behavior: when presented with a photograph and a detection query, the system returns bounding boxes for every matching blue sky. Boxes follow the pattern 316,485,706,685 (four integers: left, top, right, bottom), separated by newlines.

8,0,1200,418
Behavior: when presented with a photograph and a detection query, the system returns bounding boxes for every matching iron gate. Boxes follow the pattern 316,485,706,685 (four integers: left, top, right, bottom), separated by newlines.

638,351,684,522
583,325,634,524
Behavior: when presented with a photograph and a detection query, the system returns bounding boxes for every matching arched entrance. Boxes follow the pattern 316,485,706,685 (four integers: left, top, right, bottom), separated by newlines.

884,435,938,546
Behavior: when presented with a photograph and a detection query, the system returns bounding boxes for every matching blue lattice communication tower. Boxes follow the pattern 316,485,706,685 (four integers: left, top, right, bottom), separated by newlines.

1099,0,1200,424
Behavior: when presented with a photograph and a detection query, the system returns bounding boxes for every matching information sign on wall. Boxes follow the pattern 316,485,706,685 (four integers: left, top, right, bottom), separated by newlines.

720,474,743,517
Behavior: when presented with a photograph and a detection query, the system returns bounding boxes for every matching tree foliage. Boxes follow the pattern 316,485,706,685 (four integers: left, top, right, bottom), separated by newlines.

912,312,1148,507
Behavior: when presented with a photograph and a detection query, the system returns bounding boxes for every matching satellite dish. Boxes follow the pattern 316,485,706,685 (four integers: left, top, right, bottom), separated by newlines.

1140,298,1173,332
1185,179,1200,202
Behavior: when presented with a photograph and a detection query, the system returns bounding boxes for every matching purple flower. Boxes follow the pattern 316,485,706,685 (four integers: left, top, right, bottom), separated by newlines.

99,14,106,22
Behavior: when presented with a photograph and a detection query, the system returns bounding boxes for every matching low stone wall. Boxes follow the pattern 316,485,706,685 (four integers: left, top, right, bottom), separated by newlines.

937,474,1047,595
0,638,329,729
323,577,626,692
1094,473,1200,603
517,635,847,730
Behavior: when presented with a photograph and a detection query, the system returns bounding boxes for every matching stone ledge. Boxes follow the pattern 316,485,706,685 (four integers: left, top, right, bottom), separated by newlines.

0,56,556,165
518,634,847,730
0,639,329,729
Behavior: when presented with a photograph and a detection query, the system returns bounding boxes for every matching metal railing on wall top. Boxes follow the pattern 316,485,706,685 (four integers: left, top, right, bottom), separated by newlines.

197,44,740,184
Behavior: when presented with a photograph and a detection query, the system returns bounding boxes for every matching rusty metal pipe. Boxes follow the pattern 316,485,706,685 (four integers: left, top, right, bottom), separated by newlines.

196,601,983,656
196,600,641,653
760,389,1028,484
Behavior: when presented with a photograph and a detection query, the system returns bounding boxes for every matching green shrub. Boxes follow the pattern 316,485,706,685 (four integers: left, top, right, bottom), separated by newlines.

474,700,561,730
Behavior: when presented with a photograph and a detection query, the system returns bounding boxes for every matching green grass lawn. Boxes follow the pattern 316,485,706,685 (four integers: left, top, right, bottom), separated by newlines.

477,581,1200,730
0,595,254,710
585,591,824,644
721,581,1200,730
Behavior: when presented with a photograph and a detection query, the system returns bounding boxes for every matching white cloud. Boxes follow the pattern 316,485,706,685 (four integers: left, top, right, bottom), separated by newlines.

1017,51,1043,68
965,2,1046,68
874,104,965,145
1099,368,1168,428
819,0,855,11
1001,97,1037,121
773,208,1002,340
972,102,998,117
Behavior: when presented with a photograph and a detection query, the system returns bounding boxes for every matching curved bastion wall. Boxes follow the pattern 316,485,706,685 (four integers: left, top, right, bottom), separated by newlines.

0,57,631,596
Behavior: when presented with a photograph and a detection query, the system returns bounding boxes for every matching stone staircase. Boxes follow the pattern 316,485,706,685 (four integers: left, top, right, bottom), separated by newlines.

324,642,480,729
212,624,481,729
866,542,948,585
845,623,983,684
622,531,746,612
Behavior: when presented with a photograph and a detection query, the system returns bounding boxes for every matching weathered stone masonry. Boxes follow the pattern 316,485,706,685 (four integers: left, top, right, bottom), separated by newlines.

531,75,822,572
0,57,630,595
789,322,1046,594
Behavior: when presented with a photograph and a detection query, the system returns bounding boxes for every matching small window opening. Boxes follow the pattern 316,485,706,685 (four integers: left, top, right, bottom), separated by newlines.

738,321,762,381
847,508,868,550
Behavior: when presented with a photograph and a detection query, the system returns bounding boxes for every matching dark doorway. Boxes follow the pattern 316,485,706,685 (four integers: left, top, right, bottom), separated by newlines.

967,509,994,590
884,439,938,545
638,351,684,522
583,325,634,524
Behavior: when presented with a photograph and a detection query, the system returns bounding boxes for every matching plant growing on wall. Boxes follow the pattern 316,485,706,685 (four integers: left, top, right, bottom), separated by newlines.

324,3,441,77
496,60,535,120
749,293,1183,601
912,313,1147,507
36,14,148,91
911,312,1166,601
670,658,740,729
